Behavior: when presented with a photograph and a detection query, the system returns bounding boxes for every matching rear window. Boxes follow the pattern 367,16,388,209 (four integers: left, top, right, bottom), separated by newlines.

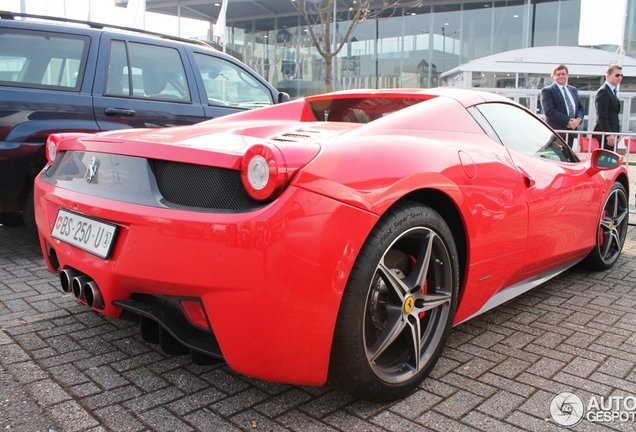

308,97,426,123
0,28,89,91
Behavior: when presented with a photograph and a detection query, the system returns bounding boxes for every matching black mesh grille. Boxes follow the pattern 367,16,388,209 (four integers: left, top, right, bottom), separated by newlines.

149,160,262,212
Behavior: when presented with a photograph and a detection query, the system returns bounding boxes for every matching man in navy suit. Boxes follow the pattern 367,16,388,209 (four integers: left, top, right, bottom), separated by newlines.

541,64,584,147
594,64,623,150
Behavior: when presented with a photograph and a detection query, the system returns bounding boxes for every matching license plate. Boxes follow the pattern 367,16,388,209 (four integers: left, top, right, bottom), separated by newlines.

51,209,118,259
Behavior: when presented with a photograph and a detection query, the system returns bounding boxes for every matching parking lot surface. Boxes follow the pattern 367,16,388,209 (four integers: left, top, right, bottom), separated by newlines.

1,215,636,431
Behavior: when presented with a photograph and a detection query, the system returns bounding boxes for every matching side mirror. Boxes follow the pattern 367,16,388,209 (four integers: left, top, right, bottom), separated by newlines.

589,148,622,170
278,92,290,103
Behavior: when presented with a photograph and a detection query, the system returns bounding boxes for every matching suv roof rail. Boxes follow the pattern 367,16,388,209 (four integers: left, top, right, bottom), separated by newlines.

0,10,214,49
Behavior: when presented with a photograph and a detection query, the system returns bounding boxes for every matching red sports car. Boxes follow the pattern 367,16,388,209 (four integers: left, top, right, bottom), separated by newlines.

34,88,629,402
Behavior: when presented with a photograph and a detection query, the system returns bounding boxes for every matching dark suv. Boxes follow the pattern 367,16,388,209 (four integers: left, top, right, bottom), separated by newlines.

0,12,289,235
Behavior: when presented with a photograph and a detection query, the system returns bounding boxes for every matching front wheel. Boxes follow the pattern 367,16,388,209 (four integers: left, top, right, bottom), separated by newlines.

581,181,629,270
329,201,460,402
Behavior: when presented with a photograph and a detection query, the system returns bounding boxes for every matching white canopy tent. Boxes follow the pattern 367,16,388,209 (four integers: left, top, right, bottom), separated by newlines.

440,46,636,87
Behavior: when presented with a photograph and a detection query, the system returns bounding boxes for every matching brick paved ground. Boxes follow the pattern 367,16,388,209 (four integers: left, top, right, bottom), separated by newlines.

1,217,635,431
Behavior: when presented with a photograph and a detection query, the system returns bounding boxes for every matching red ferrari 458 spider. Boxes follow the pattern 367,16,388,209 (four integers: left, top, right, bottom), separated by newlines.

34,88,629,402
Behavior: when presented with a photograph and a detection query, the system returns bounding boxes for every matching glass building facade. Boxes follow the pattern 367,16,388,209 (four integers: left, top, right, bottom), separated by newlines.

209,0,636,134
213,0,634,93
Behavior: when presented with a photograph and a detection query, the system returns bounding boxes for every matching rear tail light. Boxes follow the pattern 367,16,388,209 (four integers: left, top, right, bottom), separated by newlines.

45,133,91,164
241,144,288,201
45,134,64,164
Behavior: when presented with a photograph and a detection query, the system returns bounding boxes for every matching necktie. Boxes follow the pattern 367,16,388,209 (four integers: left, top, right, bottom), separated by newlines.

562,87,574,118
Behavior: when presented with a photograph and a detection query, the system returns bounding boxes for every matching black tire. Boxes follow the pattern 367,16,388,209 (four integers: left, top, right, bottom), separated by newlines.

0,213,25,227
21,186,38,241
581,182,629,271
329,200,460,402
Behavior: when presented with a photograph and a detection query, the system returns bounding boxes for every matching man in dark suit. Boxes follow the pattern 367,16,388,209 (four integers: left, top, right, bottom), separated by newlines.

541,64,584,147
594,64,623,150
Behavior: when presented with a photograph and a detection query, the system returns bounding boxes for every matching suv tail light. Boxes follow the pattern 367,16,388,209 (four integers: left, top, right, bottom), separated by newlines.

241,144,288,201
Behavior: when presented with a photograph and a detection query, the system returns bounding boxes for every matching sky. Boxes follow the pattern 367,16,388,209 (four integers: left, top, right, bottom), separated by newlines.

579,0,628,47
4,0,213,39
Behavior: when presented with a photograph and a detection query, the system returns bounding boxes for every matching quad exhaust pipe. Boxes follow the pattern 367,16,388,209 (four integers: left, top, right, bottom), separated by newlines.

71,275,91,301
58,268,104,309
83,280,104,309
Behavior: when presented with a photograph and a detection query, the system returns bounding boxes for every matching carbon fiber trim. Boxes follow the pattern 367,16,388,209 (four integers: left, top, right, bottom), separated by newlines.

114,294,223,359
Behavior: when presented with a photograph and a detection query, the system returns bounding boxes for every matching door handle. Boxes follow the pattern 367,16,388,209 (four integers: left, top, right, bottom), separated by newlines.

104,107,136,117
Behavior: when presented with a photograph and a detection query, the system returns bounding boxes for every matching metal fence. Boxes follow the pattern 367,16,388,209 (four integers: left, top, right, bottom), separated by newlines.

556,130,636,164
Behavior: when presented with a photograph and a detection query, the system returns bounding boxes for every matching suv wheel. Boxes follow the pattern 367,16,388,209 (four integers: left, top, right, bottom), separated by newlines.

21,188,38,240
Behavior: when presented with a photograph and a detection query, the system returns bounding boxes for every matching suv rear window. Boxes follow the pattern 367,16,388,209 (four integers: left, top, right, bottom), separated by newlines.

0,28,88,91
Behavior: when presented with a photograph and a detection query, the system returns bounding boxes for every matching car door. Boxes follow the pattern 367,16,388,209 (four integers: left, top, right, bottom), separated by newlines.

92,33,205,130
474,102,603,273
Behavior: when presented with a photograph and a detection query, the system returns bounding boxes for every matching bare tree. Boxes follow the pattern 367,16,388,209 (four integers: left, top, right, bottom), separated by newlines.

292,0,423,92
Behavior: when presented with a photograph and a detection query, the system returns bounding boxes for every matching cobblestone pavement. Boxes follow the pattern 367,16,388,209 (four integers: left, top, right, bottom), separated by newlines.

1,216,636,431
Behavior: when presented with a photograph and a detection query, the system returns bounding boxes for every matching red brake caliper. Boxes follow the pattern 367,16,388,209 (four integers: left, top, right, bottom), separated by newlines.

409,255,427,319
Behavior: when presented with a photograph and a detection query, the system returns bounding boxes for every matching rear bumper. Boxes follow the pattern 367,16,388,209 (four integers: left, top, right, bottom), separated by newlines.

35,176,378,385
